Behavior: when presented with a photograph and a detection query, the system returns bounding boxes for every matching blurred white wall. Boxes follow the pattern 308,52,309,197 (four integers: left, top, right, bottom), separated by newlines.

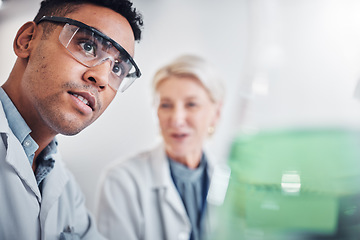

238,0,360,131
1,0,360,213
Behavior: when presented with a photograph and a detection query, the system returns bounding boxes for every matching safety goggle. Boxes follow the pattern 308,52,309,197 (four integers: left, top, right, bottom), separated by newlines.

36,16,141,92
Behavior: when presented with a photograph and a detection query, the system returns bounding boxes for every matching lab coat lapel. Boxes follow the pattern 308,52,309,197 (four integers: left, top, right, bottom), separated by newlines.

40,152,69,222
202,148,231,238
150,144,191,236
0,106,41,202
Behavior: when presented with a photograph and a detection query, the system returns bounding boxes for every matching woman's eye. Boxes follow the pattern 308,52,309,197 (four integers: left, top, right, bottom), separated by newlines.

187,102,197,107
160,103,171,108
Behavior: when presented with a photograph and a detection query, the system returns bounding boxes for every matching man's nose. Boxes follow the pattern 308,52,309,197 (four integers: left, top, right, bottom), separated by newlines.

83,59,112,91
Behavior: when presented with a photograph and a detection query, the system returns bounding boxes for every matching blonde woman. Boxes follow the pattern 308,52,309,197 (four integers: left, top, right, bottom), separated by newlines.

96,55,225,240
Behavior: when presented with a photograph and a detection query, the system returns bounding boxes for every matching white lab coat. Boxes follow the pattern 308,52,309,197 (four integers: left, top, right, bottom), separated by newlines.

0,103,105,240
96,143,226,240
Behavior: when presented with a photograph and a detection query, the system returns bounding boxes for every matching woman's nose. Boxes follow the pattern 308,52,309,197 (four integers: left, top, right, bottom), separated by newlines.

170,106,186,127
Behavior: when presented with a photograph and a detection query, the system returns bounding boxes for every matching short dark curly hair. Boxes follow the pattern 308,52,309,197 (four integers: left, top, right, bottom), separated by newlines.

33,0,143,41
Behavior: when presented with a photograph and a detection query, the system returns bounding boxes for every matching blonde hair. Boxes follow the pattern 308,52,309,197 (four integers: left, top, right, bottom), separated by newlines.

152,55,225,103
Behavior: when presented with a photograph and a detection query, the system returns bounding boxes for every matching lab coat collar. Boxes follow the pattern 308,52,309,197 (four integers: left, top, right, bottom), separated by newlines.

149,142,191,229
0,103,42,202
148,141,230,239
0,103,70,208
150,141,216,188
150,142,171,189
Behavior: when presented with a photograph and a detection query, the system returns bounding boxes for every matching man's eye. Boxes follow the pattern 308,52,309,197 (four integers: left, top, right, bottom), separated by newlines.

112,60,125,76
80,42,96,56
113,65,120,74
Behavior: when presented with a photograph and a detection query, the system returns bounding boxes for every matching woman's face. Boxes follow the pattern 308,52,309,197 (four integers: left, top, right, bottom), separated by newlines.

157,76,221,163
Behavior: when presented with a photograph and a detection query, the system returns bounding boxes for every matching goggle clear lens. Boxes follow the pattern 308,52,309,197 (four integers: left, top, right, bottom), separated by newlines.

59,23,137,92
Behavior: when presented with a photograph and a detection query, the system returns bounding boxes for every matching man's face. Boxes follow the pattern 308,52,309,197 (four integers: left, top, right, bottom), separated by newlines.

21,4,135,136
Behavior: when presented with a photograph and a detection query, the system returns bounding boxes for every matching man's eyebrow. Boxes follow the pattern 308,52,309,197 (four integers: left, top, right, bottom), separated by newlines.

92,26,103,34
85,25,105,36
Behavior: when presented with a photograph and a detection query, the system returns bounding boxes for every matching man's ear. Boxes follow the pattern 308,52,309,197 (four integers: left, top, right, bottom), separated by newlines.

13,21,39,58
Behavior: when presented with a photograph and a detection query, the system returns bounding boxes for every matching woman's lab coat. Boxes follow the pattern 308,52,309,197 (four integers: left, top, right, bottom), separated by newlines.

0,103,105,240
96,142,228,240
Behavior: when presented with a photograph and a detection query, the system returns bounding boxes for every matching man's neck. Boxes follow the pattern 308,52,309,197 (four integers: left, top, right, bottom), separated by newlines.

31,129,56,171
2,75,57,165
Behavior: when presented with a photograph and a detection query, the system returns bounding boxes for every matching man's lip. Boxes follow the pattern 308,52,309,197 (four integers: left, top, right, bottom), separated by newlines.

68,91,96,111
